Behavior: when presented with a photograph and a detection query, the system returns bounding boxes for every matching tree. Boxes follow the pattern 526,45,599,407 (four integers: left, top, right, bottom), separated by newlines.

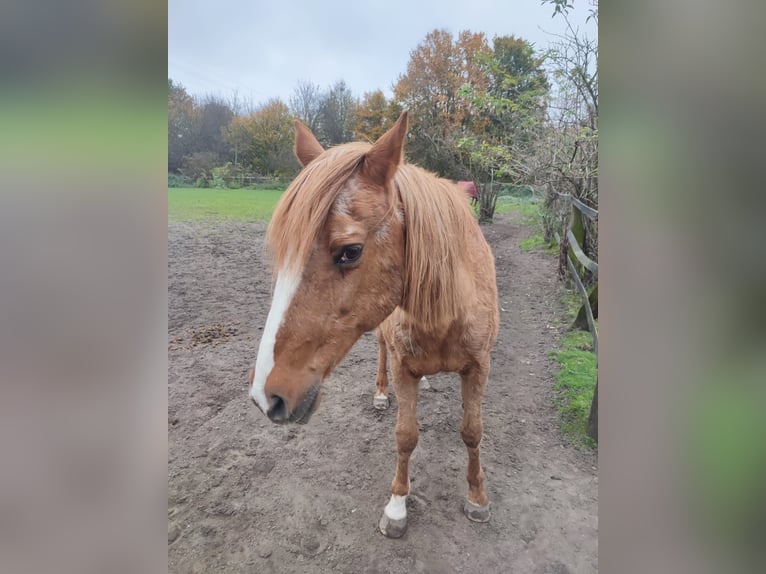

289,80,322,133
457,36,551,222
538,2,598,248
317,80,356,146
224,99,298,177
354,90,401,142
458,140,513,223
168,79,199,172
168,81,235,174
196,95,234,162
393,29,491,179
484,36,550,144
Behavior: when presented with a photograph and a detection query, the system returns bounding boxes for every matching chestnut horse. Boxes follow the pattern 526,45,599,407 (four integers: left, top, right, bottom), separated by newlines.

249,112,499,537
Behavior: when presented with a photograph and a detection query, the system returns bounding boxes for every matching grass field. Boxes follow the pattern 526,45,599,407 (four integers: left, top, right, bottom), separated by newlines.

168,187,283,221
169,187,543,223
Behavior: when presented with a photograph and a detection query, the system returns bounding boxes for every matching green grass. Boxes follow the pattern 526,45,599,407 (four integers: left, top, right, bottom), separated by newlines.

168,187,284,221
519,231,558,254
549,329,598,448
562,290,584,320
494,196,540,221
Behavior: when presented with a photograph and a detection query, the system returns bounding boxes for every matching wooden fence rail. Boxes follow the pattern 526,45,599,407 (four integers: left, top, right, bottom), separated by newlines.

556,193,598,442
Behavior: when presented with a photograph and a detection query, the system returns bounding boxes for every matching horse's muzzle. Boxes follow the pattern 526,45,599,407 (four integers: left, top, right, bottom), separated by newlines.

259,382,321,425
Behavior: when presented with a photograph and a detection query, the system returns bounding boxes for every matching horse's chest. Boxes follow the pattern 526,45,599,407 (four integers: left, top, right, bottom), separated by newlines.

394,334,470,375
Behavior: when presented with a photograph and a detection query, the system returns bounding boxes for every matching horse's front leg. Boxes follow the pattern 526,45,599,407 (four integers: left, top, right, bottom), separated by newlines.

373,329,390,410
460,361,491,522
379,363,419,538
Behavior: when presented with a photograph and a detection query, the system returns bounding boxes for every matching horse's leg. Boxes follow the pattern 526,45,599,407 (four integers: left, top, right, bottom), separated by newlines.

373,329,390,410
460,362,491,522
379,363,419,538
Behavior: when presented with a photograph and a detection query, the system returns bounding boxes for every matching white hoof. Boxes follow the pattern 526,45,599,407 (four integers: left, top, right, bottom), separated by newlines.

418,376,430,391
380,494,408,537
373,394,390,410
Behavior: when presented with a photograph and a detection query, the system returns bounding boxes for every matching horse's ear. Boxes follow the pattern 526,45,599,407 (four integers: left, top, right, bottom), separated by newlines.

361,111,408,186
294,121,325,167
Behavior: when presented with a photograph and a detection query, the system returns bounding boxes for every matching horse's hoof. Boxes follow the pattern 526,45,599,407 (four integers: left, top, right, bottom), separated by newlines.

464,499,491,522
379,513,407,538
418,377,430,391
373,394,389,410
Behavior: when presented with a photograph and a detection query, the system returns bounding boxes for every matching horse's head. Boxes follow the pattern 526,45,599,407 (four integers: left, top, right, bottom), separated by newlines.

249,112,409,424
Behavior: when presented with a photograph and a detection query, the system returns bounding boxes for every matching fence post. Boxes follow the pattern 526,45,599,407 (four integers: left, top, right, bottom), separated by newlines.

568,204,585,277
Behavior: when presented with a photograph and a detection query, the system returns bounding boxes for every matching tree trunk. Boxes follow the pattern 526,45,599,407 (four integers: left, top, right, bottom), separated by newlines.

478,170,498,224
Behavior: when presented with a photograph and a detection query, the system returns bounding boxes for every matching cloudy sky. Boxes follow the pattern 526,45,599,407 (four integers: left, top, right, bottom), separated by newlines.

169,0,596,105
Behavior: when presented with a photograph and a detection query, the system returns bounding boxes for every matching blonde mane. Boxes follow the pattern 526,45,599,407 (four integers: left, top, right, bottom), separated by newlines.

266,145,476,330
394,165,475,329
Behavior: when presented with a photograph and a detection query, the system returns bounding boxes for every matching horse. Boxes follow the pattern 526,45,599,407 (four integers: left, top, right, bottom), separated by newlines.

457,180,479,206
249,112,499,538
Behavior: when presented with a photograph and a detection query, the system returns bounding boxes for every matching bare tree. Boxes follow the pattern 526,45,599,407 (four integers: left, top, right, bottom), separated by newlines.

196,94,235,162
537,4,598,253
317,80,356,146
289,80,322,133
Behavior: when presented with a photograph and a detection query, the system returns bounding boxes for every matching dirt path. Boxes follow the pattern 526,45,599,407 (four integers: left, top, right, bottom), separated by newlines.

168,213,598,573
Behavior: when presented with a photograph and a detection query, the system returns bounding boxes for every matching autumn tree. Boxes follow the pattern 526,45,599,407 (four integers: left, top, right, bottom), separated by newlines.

393,29,491,179
224,99,298,177
354,90,401,142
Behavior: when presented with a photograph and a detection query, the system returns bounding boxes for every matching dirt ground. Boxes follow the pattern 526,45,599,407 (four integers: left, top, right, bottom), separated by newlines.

168,212,598,573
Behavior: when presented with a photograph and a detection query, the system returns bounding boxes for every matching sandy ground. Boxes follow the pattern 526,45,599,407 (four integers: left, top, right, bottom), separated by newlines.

168,212,598,573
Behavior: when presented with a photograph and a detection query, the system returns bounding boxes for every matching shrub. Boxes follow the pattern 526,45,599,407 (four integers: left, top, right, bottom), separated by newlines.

180,151,219,183
211,162,238,189
168,173,188,188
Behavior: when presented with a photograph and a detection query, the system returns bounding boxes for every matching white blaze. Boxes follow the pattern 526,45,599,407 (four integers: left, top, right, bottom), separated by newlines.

250,266,301,412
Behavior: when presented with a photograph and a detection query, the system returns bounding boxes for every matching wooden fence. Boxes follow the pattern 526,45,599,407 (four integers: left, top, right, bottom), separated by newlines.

555,193,598,442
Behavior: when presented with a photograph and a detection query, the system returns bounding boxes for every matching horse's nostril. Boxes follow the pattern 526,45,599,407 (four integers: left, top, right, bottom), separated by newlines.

266,394,288,423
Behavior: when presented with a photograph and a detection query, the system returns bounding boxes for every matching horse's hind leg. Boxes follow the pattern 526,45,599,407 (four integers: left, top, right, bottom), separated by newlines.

373,329,390,410
460,362,491,522
379,363,419,538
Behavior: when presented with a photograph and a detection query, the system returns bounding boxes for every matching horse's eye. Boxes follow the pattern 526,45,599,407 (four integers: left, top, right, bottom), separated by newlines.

337,244,363,266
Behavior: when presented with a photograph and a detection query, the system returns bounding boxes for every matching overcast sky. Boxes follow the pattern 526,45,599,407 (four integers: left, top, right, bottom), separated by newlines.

169,0,596,106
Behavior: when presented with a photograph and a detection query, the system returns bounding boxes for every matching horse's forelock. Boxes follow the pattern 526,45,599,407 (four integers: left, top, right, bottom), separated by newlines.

265,143,369,277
